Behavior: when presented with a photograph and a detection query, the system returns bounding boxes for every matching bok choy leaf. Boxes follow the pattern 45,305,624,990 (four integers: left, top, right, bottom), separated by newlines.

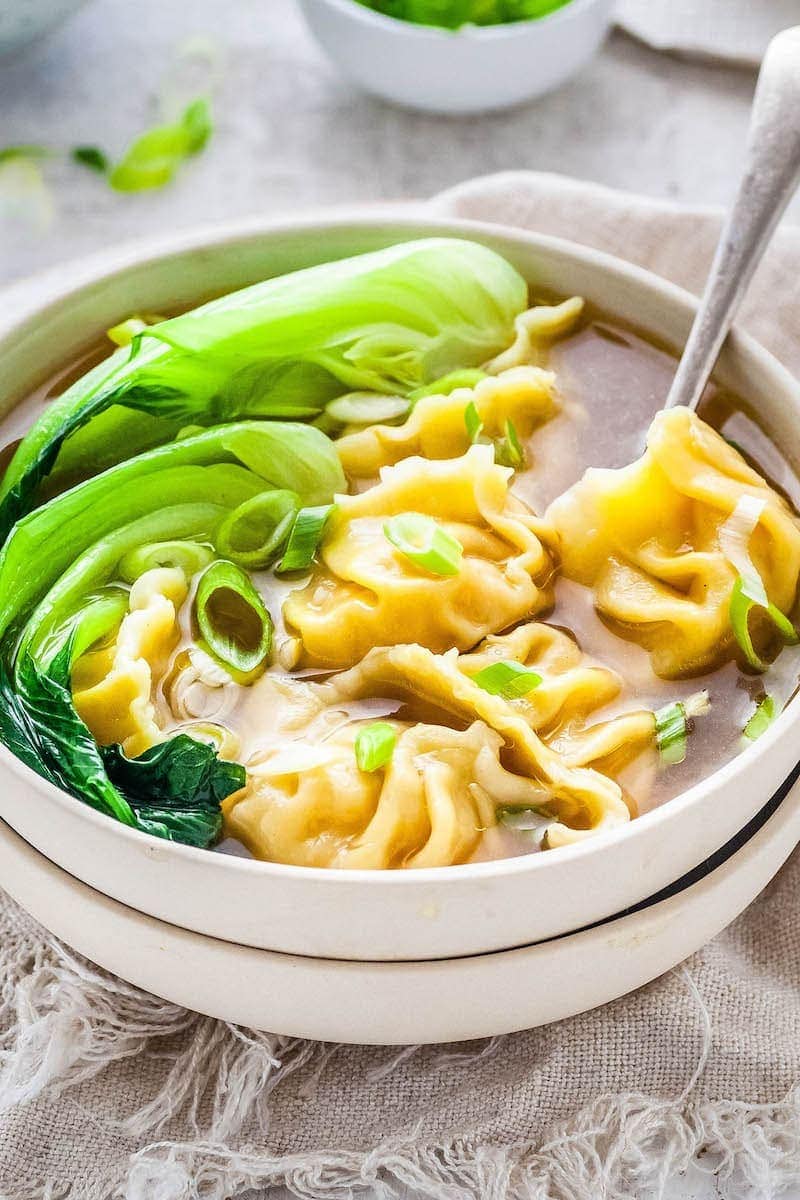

0,239,526,537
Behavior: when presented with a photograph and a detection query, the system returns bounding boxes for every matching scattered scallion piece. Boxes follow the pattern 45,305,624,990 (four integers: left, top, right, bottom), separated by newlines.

72,145,110,174
494,418,525,469
471,659,542,699
464,400,484,444
383,513,463,577
654,691,710,766
109,97,212,193
729,575,798,672
326,392,410,426
118,539,214,583
409,368,488,404
194,559,273,674
215,489,300,571
0,145,51,164
277,504,337,573
354,721,397,772
719,494,798,670
743,694,778,741
106,317,149,347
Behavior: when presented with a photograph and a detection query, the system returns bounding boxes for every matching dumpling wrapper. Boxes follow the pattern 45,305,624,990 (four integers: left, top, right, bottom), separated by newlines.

72,567,187,756
547,407,800,678
226,637,635,865
283,445,556,668
336,365,556,479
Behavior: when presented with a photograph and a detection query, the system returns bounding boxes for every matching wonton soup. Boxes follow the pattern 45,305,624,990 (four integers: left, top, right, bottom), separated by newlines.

1,238,798,869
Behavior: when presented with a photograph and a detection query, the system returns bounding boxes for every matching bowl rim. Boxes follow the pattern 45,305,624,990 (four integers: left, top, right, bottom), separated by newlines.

300,0,605,40
1,209,799,891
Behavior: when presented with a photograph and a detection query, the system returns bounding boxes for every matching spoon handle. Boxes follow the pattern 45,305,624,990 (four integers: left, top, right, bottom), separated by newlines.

665,26,800,411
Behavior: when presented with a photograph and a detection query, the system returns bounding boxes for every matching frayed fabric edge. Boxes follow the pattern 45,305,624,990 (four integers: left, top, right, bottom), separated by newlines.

120,1088,800,1200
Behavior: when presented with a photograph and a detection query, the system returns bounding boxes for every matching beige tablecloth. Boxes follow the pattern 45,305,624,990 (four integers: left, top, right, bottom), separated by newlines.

616,0,800,67
1,173,800,1200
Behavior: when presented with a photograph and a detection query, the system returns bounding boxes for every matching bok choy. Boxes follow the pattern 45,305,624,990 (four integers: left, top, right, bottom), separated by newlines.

0,239,526,538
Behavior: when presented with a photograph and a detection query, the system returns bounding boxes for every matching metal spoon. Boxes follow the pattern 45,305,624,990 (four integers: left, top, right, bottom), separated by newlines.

665,26,800,411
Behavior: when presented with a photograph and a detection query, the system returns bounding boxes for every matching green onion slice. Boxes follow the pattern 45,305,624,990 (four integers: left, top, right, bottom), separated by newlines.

194,559,273,674
729,575,798,671
409,369,488,404
464,400,484,444
215,489,300,571
326,392,410,426
119,539,214,583
494,419,525,469
109,97,212,193
654,691,709,765
383,513,463,577
744,694,778,741
106,317,149,347
354,722,397,772
72,145,110,174
471,659,542,699
277,504,337,574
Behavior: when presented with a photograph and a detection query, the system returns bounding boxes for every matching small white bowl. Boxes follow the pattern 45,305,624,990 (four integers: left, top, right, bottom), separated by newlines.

297,0,615,114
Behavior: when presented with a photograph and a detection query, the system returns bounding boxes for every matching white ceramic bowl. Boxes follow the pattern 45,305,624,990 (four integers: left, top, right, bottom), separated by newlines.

297,0,614,114
2,213,800,963
0,0,86,57
2,772,798,1043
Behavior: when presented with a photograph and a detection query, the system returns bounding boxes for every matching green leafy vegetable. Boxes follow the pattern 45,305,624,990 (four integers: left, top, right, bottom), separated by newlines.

102,736,245,846
354,0,573,28
354,722,397,772
109,98,212,193
743,694,778,741
384,513,463,577
278,504,337,573
472,659,542,699
0,420,343,644
195,559,273,674
0,239,526,536
215,489,299,570
72,145,110,174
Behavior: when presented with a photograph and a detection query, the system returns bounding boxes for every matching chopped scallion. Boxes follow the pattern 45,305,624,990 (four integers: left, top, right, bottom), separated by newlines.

326,392,410,426
354,721,397,772
277,504,337,574
498,805,551,832
743,694,778,741
409,368,488,404
72,145,110,174
729,575,798,672
383,513,463,577
654,691,710,765
215,489,300,571
106,317,149,347
464,400,484,444
494,418,525,469
195,559,272,674
118,539,214,583
472,659,542,699
109,97,212,193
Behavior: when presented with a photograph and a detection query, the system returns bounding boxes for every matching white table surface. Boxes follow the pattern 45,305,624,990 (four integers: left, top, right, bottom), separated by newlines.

2,4,799,1197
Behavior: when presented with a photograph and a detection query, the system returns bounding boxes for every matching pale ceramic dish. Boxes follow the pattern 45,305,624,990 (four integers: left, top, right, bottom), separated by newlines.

1,771,797,1043
2,214,800,963
297,0,614,114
